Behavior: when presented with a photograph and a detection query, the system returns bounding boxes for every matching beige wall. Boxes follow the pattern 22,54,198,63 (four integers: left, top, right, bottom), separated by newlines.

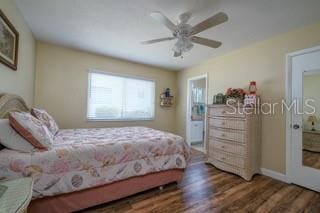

176,23,320,174
0,0,36,105
35,42,177,132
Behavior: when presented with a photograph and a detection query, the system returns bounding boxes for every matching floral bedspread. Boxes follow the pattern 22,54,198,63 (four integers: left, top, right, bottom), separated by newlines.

0,127,189,199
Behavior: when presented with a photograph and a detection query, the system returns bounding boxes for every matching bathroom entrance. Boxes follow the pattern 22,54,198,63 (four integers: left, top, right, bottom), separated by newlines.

186,74,207,152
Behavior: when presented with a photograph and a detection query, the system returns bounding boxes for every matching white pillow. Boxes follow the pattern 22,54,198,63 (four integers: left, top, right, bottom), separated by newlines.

31,108,59,135
9,112,54,151
0,119,36,152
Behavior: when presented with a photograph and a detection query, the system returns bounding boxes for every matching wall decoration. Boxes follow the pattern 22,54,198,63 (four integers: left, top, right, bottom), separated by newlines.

160,88,174,107
0,10,19,70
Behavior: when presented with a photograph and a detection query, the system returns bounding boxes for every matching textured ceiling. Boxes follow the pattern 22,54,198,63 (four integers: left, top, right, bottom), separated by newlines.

15,0,320,71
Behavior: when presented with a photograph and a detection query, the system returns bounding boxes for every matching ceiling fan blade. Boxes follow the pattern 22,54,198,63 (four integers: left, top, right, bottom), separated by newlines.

141,37,175,45
179,12,192,24
191,12,228,35
174,51,182,57
150,11,177,32
191,36,222,48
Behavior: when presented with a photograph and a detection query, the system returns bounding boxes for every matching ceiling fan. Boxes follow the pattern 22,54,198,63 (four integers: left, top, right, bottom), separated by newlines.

142,11,228,57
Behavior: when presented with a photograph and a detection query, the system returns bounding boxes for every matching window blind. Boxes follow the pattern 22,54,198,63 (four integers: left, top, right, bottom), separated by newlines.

87,71,155,120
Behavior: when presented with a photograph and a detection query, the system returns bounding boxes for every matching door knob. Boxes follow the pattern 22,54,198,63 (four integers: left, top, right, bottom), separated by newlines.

292,124,300,129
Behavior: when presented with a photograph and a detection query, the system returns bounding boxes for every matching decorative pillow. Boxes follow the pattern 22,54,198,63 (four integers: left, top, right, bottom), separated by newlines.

0,119,35,152
9,112,54,150
31,108,59,135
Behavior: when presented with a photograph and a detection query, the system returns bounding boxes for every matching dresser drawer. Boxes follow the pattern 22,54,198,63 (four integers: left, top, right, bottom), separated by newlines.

206,104,260,181
303,132,320,142
208,117,246,130
208,106,248,118
211,150,246,168
303,132,320,152
209,138,246,156
209,128,246,143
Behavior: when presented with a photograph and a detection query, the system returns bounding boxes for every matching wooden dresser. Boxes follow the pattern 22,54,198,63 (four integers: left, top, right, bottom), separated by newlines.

206,104,261,181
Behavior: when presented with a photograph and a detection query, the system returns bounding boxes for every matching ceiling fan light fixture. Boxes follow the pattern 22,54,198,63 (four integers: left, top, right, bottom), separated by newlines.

143,11,228,57
174,37,193,52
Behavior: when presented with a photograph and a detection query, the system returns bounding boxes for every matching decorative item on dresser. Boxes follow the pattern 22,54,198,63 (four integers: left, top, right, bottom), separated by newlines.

206,104,261,181
212,93,226,104
244,81,260,106
225,88,245,104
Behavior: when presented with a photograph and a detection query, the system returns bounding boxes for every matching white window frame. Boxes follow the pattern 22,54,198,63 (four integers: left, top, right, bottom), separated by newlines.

87,69,156,121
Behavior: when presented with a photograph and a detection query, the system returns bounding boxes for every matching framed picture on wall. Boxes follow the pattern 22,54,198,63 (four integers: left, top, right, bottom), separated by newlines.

0,9,19,70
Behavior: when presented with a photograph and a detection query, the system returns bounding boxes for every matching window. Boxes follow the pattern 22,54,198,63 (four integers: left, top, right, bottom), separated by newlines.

87,70,155,120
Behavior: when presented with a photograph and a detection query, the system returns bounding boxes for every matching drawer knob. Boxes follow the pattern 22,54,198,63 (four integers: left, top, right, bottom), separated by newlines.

221,145,226,148
222,110,226,114
221,134,226,137
221,122,226,125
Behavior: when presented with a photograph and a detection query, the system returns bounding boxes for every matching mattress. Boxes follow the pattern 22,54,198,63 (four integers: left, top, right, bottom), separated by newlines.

0,127,189,199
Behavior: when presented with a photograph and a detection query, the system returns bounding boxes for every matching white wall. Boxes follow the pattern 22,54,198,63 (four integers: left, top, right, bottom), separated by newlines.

0,0,36,106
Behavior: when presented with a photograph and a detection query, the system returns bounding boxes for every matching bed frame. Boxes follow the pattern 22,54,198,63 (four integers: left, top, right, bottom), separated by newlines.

0,93,30,150
0,93,184,213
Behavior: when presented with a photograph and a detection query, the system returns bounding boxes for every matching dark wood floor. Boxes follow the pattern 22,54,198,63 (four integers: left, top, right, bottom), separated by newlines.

82,149,320,213
303,150,320,169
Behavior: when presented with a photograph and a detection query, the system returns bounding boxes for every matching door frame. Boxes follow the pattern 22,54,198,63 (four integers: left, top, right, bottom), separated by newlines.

186,73,208,151
285,45,320,184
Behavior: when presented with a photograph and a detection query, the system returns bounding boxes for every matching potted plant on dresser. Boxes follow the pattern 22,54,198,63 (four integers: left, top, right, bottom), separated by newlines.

225,88,245,104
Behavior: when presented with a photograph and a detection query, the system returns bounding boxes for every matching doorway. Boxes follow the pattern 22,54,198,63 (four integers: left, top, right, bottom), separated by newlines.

186,74,207,152
287,46,320,192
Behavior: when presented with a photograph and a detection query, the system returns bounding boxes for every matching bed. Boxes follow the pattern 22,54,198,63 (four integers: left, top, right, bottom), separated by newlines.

0,93,189,213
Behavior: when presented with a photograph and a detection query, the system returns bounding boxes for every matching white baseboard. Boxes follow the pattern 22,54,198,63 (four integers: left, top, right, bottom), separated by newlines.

260,168,290,183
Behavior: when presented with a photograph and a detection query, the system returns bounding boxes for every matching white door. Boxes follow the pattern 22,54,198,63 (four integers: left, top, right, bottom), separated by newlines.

291,48,320,192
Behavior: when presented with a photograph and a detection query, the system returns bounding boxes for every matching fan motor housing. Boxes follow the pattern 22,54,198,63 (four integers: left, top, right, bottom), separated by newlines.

173,24,192,38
